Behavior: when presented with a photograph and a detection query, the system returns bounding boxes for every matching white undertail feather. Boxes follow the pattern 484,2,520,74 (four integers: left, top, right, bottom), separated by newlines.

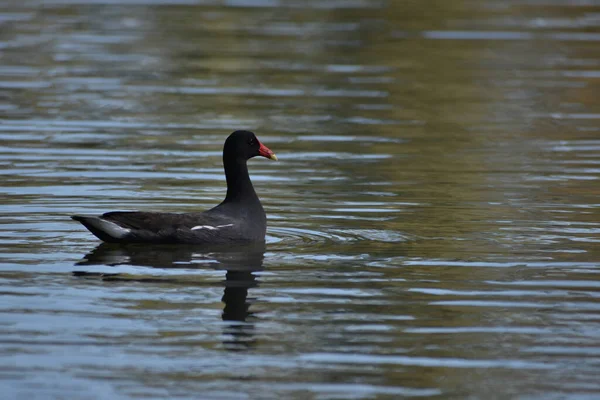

89,218,132,239
191,224,234,231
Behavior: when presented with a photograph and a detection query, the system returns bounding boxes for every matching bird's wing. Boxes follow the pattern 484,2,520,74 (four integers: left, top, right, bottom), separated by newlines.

75,211,238,243
101,211,211,230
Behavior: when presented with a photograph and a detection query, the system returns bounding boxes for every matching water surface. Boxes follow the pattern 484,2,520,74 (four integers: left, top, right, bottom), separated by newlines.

2,1,600,399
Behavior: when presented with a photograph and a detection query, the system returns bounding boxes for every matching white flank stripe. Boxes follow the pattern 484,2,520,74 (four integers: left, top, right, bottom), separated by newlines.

191,223,234,231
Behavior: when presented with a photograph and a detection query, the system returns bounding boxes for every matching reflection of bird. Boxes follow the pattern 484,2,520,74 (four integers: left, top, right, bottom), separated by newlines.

74,243,264,351
71,130,277,244
75,242,265,271
222,269,259,351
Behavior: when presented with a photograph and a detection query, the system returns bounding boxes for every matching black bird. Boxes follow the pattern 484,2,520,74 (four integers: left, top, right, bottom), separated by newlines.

72,130,277,244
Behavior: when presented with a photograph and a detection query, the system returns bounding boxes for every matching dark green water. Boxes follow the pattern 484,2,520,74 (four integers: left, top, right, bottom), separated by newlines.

2,1,600,399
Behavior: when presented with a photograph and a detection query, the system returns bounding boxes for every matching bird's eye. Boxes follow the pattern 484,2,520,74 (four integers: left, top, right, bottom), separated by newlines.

249,138,255,145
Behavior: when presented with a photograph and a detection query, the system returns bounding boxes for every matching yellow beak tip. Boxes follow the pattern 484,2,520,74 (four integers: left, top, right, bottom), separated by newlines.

270,154,278,161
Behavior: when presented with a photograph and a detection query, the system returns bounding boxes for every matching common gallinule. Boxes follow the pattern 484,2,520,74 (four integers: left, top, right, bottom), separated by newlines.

72,130,277,244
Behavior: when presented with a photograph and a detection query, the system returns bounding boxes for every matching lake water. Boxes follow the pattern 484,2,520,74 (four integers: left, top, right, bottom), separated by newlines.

2,1,600,398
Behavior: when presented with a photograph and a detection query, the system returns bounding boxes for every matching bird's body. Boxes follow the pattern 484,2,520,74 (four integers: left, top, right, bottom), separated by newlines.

72,130,277,244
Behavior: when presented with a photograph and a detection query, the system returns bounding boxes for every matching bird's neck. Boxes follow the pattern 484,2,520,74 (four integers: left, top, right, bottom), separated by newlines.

223,157,259,203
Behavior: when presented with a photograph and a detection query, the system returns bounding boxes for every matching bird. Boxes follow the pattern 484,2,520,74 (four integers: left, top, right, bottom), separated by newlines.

71,130,277,244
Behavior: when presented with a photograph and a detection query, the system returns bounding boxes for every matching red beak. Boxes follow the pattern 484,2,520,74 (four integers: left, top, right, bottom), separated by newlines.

258,141,278,161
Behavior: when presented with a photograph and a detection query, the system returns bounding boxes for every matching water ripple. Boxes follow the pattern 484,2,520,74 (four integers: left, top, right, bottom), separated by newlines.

268,226,411,246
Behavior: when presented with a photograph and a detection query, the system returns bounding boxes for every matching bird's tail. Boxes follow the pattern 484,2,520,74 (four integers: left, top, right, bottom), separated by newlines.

71,215,132,242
